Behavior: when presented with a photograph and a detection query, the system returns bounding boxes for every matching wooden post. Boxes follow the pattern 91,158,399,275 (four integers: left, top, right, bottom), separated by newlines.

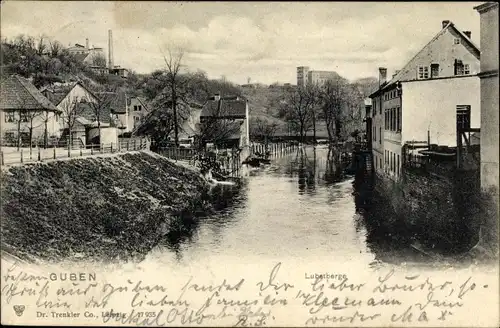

38,146,41,161
20,149,23,163
53,145,56,159
134,139,137,151
91,145,94,155
80,146,83,157
127,140,130,151
111,142,113,153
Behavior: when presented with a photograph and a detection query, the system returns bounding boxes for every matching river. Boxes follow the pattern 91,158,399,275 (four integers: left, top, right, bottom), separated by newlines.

144,146,431,269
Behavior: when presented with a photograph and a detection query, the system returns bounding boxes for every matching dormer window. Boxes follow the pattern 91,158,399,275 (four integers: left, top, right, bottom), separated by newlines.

418,66,429,79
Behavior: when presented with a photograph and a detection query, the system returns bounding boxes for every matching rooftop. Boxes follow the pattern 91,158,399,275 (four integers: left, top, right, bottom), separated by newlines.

200,95,248,119
0,75,59,112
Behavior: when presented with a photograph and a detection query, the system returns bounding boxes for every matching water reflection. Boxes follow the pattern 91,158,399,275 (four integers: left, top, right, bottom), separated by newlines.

149,146,441,267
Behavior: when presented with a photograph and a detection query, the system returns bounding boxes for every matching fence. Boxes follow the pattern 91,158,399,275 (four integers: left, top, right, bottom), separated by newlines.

157,147,244,178
1,138,150,166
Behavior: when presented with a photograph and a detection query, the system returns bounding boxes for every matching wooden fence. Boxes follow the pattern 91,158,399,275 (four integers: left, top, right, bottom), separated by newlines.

1,138,150,166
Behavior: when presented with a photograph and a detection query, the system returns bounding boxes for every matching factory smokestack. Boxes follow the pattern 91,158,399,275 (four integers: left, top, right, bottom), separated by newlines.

108,29,114,69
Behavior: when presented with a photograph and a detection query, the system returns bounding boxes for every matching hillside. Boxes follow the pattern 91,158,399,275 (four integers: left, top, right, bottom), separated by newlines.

0,152,216,262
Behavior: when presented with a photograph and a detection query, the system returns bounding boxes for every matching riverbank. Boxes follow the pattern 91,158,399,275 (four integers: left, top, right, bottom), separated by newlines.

0,151,224,263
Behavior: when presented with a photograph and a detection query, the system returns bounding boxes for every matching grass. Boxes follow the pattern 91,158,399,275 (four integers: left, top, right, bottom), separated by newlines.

0,151,214,262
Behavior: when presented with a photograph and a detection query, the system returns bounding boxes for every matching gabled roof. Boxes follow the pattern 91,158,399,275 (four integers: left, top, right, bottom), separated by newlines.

200,96,247,119
109,91,127,114
474,2,498,13
133,96,149,111
75,101,112,124
370,21,480,98
41,81,99,106
0,75,59,112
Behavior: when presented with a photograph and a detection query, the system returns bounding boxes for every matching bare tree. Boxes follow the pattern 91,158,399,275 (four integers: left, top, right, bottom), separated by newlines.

162,46,185,147
198,103,242,150
250,117,279,145
91,52,107,68
36,35,47,56
60,97,85,155
280,86,317,143
319,77,347,143
48,39,63,57
86,86,117,144
22,110,46,158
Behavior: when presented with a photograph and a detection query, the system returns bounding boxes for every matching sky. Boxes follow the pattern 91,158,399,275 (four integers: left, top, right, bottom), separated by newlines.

1,1,483,85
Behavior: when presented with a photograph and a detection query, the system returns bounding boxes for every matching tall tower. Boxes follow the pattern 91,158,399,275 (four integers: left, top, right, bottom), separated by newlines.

108,30,114,69
297,66,309,87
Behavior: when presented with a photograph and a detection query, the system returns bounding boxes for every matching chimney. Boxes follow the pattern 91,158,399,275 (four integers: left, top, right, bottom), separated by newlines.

214,93,221,101
86,38,89,50
463,31,471,39
108,30,114,69
378,67,387,86
442,20,450,29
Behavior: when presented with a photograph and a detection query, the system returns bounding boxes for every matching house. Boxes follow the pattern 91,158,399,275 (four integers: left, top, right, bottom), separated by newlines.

369,20,481,181
67,38,106,67
0,74,60,145
199,94,250,153
475,2,499,195
109,93,150,135
41,82,113,146
109,66,129,78
297,66,340,87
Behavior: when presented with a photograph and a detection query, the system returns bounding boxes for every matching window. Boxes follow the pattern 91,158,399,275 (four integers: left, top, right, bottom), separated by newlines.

20,112,28,122
431,63,439,78
397,107,401,132
133,105,138,111
389,109,393,131
379,127,381,144
464,64,470,75
4,132,15,141
456,105,471,130
418,66,429,79
454,38,461,45
454,60,465,75
5,111,15,123
373,125,376,142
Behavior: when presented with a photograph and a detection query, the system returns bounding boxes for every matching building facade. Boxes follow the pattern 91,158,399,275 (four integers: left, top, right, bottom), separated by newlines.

307,70,339,85
200,94,250,156
296,66,309,87
67,39,105,66
0,75,60,145
296,66,340,87
475,2,499,195
370,20,481,181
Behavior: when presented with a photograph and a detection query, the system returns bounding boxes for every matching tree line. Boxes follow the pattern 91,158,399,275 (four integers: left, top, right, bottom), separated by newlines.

275,77,369,144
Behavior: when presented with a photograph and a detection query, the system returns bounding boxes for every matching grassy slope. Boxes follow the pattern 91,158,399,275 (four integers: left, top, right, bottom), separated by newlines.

0,152,212,262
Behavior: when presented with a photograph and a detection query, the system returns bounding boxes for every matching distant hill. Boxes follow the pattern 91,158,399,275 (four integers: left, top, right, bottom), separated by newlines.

352,77,379,98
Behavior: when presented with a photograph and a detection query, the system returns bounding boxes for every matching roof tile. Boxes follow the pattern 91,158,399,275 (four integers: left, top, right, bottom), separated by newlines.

0,75,59,112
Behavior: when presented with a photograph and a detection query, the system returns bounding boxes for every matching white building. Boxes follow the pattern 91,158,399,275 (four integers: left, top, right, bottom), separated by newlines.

369,20,481,180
